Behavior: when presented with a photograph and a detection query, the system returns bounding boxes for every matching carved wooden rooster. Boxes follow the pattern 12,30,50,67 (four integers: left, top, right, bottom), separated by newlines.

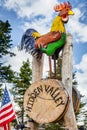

20,2,74,59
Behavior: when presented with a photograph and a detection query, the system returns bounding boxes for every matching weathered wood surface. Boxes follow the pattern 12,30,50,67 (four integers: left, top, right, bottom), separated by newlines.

32,56,44,83
24,79,69,124
26,56,44,130
62,34,78,130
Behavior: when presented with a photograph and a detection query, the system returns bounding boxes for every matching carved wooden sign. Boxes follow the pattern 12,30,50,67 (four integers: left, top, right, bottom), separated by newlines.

24,79,69,124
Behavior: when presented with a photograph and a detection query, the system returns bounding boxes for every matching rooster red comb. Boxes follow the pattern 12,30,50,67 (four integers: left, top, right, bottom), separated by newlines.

54,1,72,12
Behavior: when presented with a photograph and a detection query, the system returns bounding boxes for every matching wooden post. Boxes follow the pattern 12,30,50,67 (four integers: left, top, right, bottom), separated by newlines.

62,34,78,130
26,55,44,130
32,56,44,83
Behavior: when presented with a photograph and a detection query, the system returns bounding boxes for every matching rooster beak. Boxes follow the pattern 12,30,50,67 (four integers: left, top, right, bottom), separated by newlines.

68,10,74,15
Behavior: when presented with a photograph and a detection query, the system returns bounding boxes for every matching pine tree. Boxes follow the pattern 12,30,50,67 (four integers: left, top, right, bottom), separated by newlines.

0,20,15,58
0,20,15,99
13,59,32,123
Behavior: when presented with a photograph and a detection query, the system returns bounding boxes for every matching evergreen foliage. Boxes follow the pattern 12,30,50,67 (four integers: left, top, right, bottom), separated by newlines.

13,59,32,123
0,20,15,57
0,20,15,99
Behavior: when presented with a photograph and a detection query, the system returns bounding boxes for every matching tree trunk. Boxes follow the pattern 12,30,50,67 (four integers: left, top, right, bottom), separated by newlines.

62,34,78,130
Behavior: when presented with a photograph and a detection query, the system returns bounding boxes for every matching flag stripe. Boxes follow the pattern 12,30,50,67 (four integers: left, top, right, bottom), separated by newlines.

0,103,13,116
0,108,15,120
0,107,13,117
0,102,11,111
0,114,15,126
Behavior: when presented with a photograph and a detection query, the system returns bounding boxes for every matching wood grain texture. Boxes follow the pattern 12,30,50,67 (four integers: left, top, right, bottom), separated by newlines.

62,34,78,130
24,79,69,124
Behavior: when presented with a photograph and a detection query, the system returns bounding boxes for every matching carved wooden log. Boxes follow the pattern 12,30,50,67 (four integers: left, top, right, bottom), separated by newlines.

24,79,69,124
62,34,78,130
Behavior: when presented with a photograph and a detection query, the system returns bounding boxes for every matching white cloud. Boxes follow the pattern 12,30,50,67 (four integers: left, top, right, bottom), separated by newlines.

4,0,57,18
3,0,58,34
3,46,32,72
74,54,87,97
23,17,51,35
3,46,50,78
75,54,87,72
67,8,87,43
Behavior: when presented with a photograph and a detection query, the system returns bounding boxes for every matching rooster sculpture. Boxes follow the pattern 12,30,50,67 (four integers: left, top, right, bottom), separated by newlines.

20,2,74,60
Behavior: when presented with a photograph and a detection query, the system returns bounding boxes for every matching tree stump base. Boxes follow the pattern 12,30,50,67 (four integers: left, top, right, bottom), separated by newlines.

24,79,69,124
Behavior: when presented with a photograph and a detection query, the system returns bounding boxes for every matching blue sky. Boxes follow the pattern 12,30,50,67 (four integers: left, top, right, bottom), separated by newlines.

0,0,87,97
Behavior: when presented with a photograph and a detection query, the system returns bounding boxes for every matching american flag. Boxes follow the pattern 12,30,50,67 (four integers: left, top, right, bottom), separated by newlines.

0,86,16,128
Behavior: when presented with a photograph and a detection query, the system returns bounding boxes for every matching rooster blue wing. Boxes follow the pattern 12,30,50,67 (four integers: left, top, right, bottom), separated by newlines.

19,28,42,59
